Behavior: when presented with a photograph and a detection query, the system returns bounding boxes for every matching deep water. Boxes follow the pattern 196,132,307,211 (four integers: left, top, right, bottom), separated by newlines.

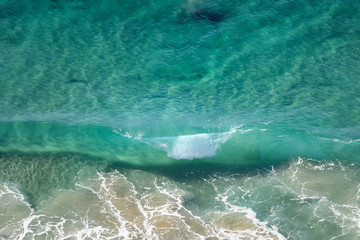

1,0,360,239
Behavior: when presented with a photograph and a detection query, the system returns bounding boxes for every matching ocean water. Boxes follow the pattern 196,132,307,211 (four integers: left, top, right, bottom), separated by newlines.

1,0,360,239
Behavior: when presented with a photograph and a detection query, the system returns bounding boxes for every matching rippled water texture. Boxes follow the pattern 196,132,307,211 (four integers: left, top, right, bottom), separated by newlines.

1,0,360,239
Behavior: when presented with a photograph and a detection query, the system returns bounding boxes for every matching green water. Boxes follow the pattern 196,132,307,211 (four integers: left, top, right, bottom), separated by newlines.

1,0,360,239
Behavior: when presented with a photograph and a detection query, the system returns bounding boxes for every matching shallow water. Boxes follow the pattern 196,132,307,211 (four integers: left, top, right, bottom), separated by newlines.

1,0,360,239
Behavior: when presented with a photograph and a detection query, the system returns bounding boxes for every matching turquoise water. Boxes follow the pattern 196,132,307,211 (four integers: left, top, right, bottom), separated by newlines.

1,0,360,239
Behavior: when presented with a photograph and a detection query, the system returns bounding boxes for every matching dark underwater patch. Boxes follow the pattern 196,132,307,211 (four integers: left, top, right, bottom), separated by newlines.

191,9,226,23
0,0,26,19
68,78,87,84
177,8,227,24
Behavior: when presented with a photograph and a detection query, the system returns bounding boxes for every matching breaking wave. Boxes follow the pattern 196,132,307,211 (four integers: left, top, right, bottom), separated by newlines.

114,126,251,160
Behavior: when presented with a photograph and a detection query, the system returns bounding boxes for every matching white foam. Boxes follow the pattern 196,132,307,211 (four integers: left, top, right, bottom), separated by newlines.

319,137,360,144
151,126,250,160
0,184,34,239
207,157,360,239
2,157,360,240
113,125,250,160
0,169,288,240
113,129,144,140
167,132,229,160
206,176,287,240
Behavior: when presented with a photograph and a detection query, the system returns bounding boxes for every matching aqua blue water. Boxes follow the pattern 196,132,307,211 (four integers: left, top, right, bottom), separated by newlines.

1,0,360,239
